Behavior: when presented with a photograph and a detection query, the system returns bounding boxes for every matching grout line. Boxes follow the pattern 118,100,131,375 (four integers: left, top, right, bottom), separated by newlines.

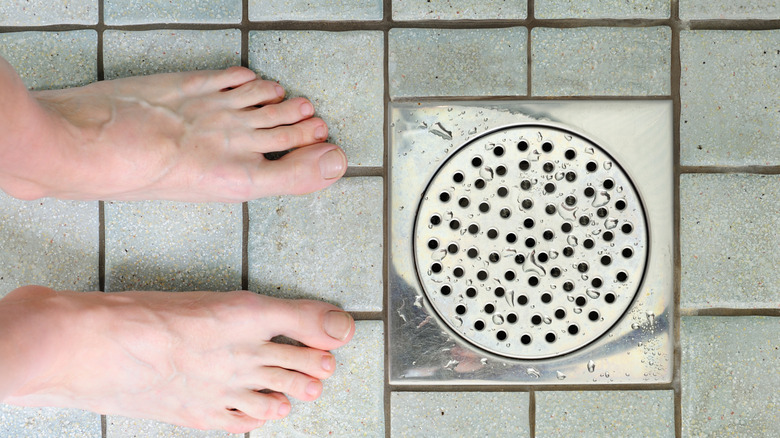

383,2,392,437
389,383,675,392
241,202,249,291
528,389,536,438
680,165,780,174
97,0,108,435
526,0,534,97
390,95,674,102
680,308,780,317
344,166,384,177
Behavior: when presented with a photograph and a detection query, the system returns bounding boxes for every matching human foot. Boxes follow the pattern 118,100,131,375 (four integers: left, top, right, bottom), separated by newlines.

0,63,347,201
0,286,354,433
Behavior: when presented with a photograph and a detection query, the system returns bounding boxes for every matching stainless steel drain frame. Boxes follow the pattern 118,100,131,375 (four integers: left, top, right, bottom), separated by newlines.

388,101,673,385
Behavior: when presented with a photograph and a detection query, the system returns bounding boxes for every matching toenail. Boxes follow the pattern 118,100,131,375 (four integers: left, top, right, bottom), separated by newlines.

318,149,346,180
306,381,321,397
278,402,291,417
322,355,335,372
300,102,314,117
323,310,353,341
315,125,327,140
275,85,285,98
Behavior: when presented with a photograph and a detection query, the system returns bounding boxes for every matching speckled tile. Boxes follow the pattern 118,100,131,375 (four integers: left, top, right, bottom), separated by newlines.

0,0,98,26
680,0,780,20
0,406,100,437
251,321,384,437
104,0,241,24
680,174,779,309
248,178,382,311
104,201,242,292
391,392,530,437
536,391,675,437
0,193,98,297
0,30,97,90
532,27,671,96
536,0,669,18
106,416,239,437
392,0,526,20
681,317,780,437
104,30,241,79
248,31,383,167
249,0,382,21
389,27,527,98
680,31,780,166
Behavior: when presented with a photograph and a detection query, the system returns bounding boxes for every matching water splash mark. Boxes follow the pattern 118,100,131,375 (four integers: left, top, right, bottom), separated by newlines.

587,360,596,373
429,122,453,140
526,367,541,378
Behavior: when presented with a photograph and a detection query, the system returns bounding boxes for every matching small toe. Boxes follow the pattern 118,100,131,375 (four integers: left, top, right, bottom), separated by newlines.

231,390,291,422
223,78,285,108
253,367,323,402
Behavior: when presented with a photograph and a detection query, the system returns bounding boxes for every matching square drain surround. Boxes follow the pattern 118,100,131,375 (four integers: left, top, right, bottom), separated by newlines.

388,101,673,385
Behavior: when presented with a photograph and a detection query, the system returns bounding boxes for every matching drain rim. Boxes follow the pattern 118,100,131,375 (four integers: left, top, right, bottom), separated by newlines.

412,122,651,360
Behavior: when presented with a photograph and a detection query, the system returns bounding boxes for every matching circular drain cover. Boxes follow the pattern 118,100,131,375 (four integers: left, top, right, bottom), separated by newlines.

413,124,648,359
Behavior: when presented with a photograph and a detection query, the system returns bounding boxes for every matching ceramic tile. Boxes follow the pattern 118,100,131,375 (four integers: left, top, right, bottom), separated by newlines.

0,0,97,26
389,27,527,97
104,201,242,292
532,27,671,96
0,30,97,90
536,0,669,18
251,321,385,437
106,416,239,437
0,194,98,297
681,317,780,437
680,30,780,166
104,30,241,79
536,391,675,437
391,392,530,437
681,174,779,309
248,178,382,312
104,0,241,24
0,406,100,437
248,31,383,167
392,0,526,20
249,0,382,21
680,0,780,20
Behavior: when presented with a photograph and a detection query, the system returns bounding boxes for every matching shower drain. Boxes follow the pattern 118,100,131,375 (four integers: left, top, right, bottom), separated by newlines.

413,125,648,359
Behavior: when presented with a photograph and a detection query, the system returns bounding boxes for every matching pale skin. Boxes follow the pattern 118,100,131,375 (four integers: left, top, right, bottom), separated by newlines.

0,57,355,433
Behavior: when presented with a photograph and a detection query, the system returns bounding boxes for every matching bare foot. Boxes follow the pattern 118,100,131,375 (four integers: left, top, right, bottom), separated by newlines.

0,61,347,201
0,286,354,433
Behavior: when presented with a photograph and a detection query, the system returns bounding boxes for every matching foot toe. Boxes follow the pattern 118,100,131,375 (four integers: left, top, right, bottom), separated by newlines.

249,143,346,197
223,77,285,108
243,97,315,129
256,342,336,380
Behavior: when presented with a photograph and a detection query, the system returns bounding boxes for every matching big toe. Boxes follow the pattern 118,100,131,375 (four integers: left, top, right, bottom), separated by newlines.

257,296,355,351
251,144,347,198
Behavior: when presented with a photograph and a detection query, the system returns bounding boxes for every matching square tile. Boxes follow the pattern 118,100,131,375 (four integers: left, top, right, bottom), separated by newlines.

0,30,97,90
391,392,530,437
532,27,671,96
0,194,98,297
681,317,780,437
248,31,383,167
105,201,242,292
249,0,382,21
535,0,669,18
680,0,780,20
680,30,780,166
681,174,779,309
248,178,383,312
251,321,384,437
104,0,241,24
104,30,241,79
106,416,239,437
0,0,98,26
0,405,100,438
392,0,526,20
536,391,675,437
389,27,527,98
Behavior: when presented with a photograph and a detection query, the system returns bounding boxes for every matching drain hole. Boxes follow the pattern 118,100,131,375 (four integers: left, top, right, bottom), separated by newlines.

583,238,594,249
563,246,574,257
603,231,614,242
475,178,486,189
453,266,464,277
515,254,525,264
466,287,477,298
479,202,490,213
604,293,616,303
485,303,495,314
577,262,589,273
448,243,459,254
498,186,508,197
472,156,483,167
431,263,442,273
518,140,529,151
430,214,441,225
524,218,535,228
475,320,485,331
497,330,507,341
507,313,518,323
597,207,608,218
519,160,530,171
453,172,464,183
487,228,498,239
604,179,615,190
565,195,577,206
449,219,460,230
563,281,574,292
543,162,554,173
441,285,451,295
525,237,536,248
586,161,597,172
495,287,505,297
579,215,590,226
551,267,561,277
544,182,556,193
537,252,549,263
528,276,539,286
568,324,579,335
505,270,516,281
591,277,603,288
458,197,470,208
467,247,479,258
494,145,505,156
496,165,507,176
489,252,500,263
561,222,573,233
588,310,600,321
622,223,634,234
555,308,566,319
531,314,542,325
565,148,576,160
468,223,479,234
601,255,612,266
617,271,628,282
566,171,577,182
575,296,587,306
541,292,552,303
543,230,554,241
478,270,489,281
545,332,557,343
500,208,512,219
545,204,556,215
427,239,439,250
522,198,533,209
506,233,517,243
456,304,467,315
518,295,529,305
542,142,553,153
521,334,532,345
616,199,627,210
622,247,634,258
439,192,450,202
521,179,531,190
584,187,595,197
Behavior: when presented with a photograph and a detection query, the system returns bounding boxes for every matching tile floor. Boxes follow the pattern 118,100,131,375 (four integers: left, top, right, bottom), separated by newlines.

0,0,778,437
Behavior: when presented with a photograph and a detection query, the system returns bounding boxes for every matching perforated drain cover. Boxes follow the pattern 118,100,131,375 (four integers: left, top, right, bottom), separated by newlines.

414,125,648,360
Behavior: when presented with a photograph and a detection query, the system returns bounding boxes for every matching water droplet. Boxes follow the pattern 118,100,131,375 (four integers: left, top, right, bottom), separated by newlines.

479,166,494,180
485,143,495,151
646,311,655,326
543,316,552,325
567,235,579,246
592,191,611,207
492,315,505,325
556,371,567,380
564,134,573,141
480,358,487,365
631,323,641,330
555,172,565,181
586,289,600,299
418,121,428,129
567,296,575,302
585,146,595,154
605,371,610,378
550,251,559,260
616,186,624,193
638,341,643,347
581,274,589,281
453,316,463,327
526,367,541,378
587,360,596,373
573,307,583,314
445,360,459,369
501,247,518,257
431,249,447,261
429,122,453,140
448,107,453,112
603,161,613,170
468,127,478,135
529,150,541,161
537,132,543,142
604,217,618,229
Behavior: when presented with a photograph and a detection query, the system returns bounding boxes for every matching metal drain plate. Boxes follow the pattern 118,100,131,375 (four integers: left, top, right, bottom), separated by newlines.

414,125,647,359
